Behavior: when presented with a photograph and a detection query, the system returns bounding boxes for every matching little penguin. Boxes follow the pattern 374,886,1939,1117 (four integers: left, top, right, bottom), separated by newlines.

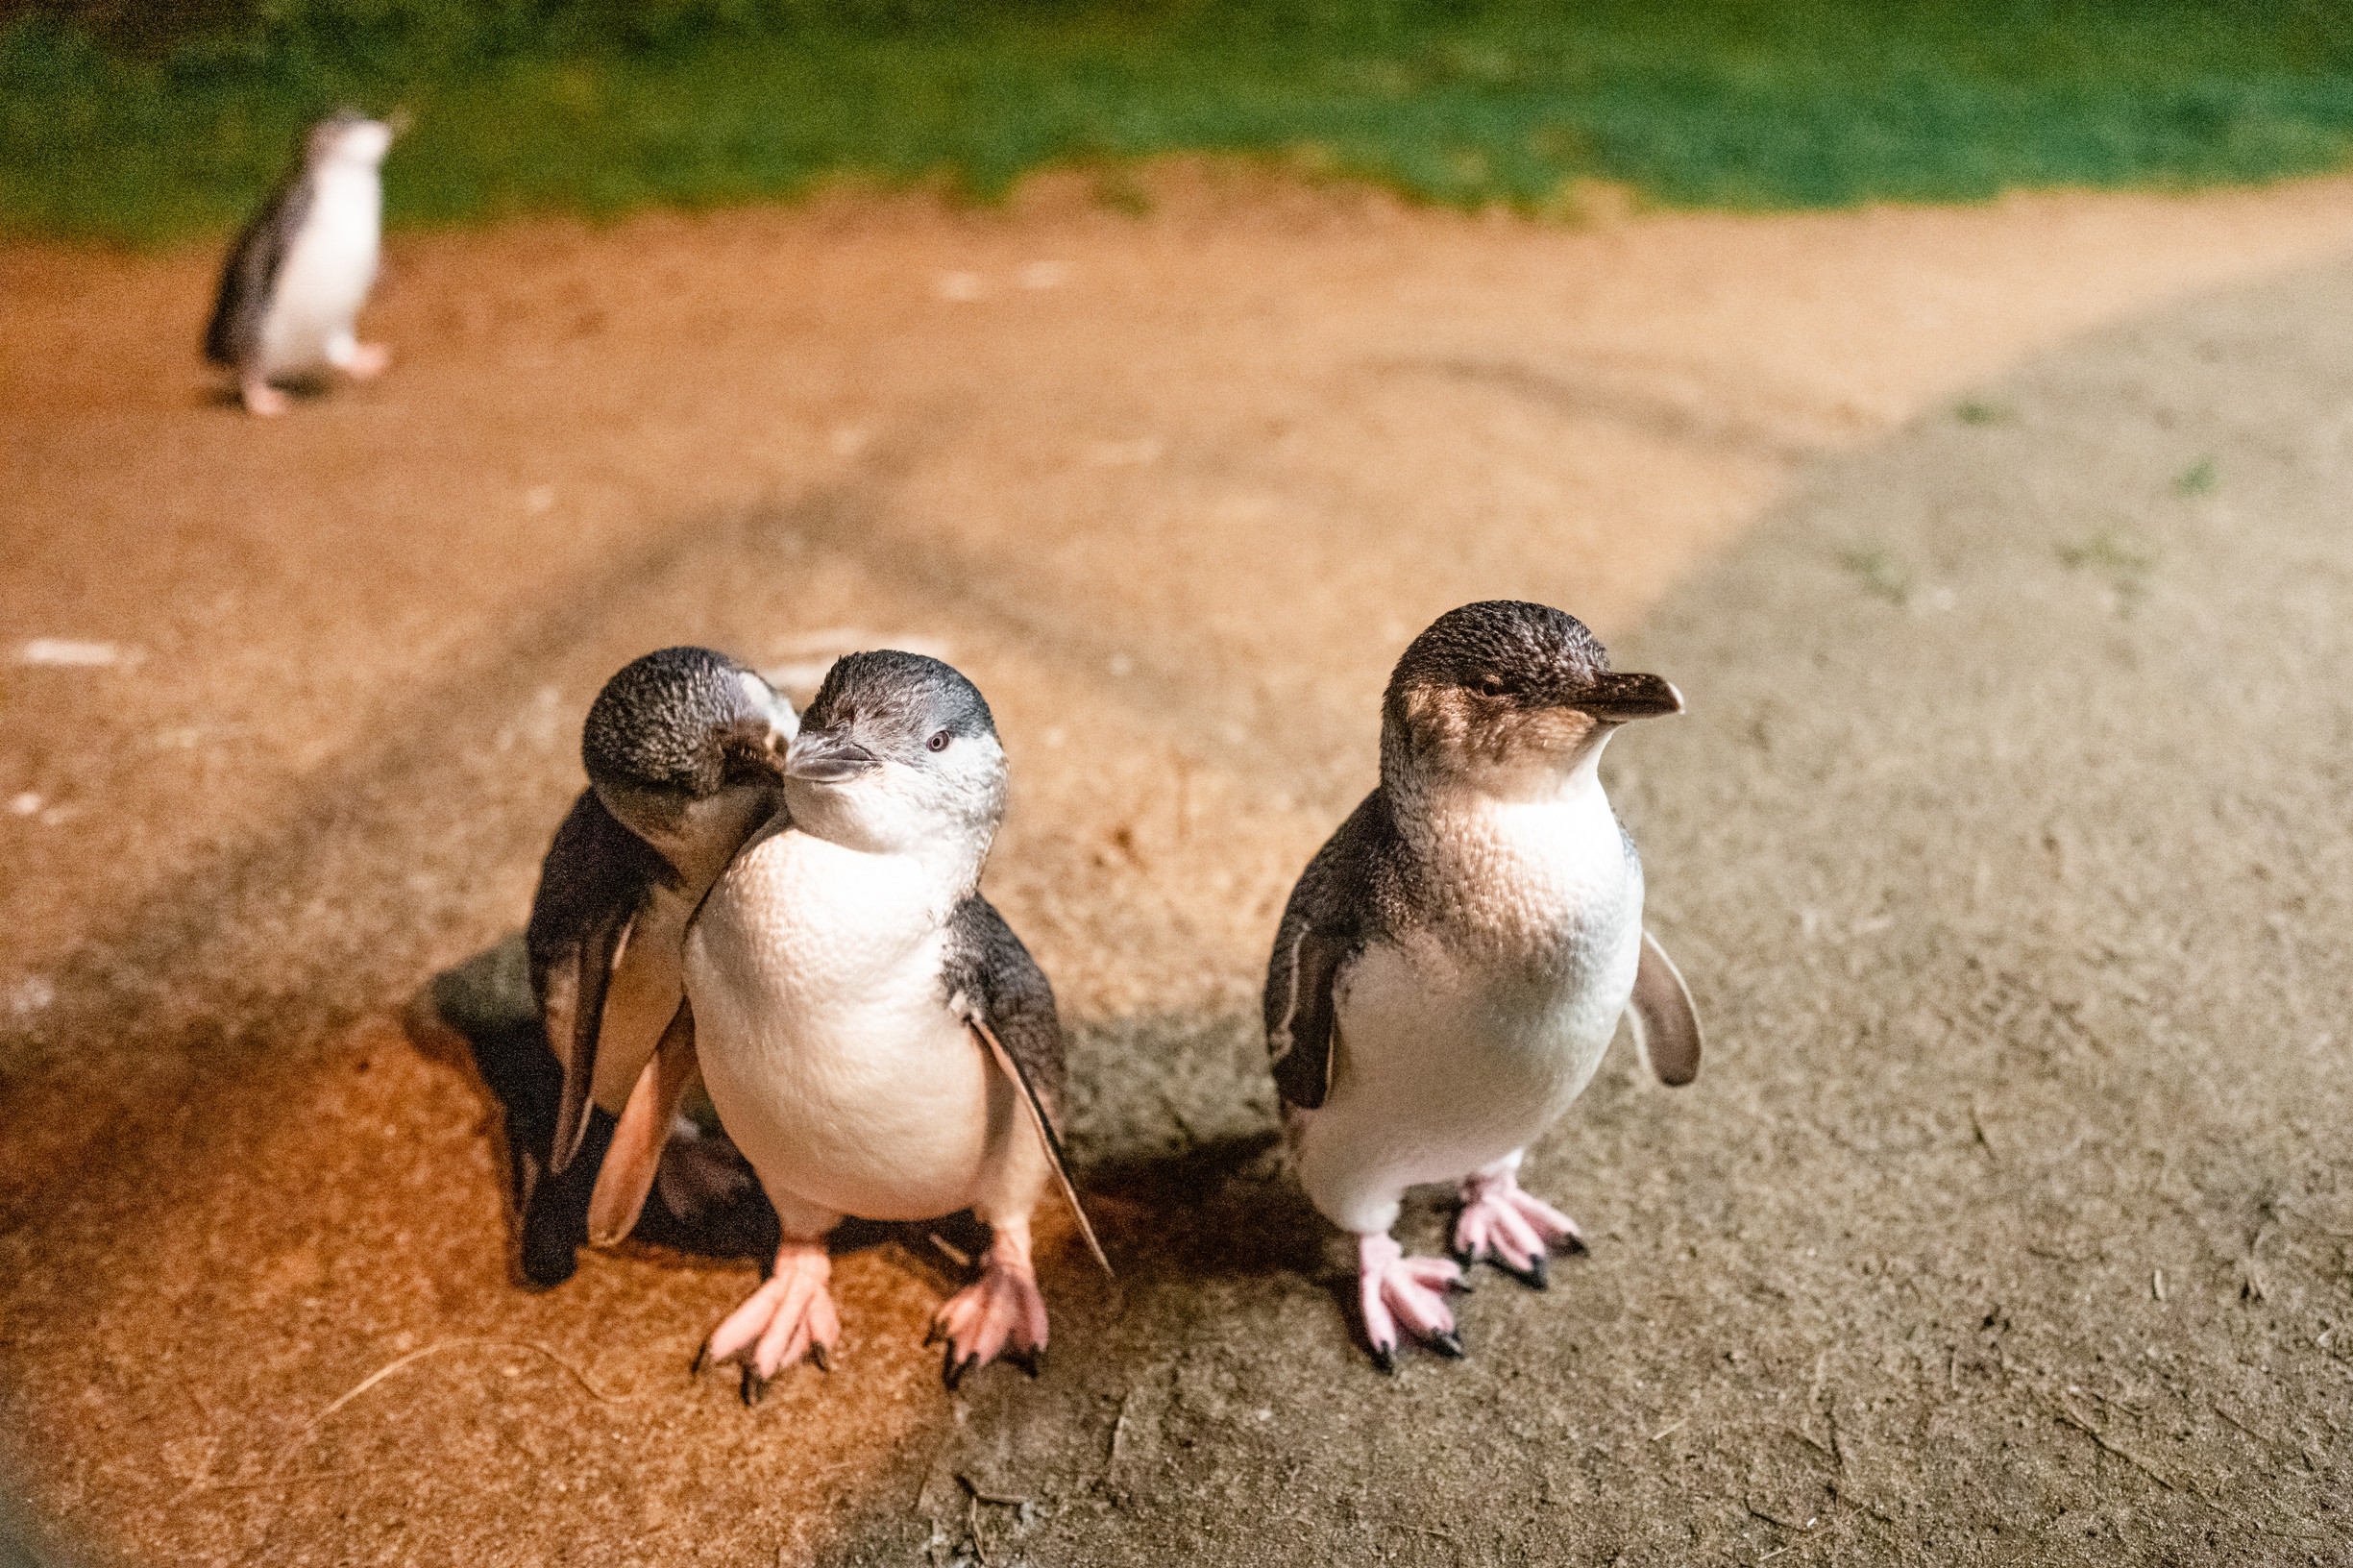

684,650,1101,1399
1262,600,1703,1370
519,647,797,1286
204,111,398,417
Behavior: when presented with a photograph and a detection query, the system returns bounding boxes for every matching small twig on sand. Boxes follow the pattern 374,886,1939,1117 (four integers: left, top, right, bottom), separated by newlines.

1970,1100,1998,1162
184,1337,633,1504
2212,1399,2320,1471
1784,1427,1834,1461
1828,1480,1899,1528
1107,1386,1137,1478
2210,1401,2268,1445
1744,1499,1814,1531
957,1474,1033,1509
266,1339,635,1482
194,1337,639,1567
1649,1416,1688,1442
1386,1523,1458,1547
182,1466,388,1495
953,1471,1039,1562
2050,1397,2211,1507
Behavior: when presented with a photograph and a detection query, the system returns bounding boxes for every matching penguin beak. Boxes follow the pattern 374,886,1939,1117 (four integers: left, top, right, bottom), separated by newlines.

730,674,797,782
785,726,879,784
1564,672,1683,723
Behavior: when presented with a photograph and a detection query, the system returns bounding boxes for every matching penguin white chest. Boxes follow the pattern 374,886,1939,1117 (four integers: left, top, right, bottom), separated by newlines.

260,164,381,375
684,826,1001,1223
1336,790,1641,1162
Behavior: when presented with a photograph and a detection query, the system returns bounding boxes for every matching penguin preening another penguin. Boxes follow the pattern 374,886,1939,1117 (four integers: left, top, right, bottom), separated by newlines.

520,648,797,1287
204,111,397,417
1263,600,1703,1370
685,651,1102,1398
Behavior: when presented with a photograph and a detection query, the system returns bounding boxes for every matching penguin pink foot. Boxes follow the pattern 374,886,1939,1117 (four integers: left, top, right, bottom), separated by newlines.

928,1224,1047,1388
1357,1233,1466,1371
1452,1163,1585,1289
697,1239,840,1405
241,378,289,417
342,340,392,380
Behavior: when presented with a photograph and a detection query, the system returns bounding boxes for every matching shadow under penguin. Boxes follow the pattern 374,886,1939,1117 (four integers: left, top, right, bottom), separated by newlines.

406,930,787,1284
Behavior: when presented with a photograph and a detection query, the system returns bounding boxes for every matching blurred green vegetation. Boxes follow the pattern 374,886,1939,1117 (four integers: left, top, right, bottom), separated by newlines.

6,0,2353,242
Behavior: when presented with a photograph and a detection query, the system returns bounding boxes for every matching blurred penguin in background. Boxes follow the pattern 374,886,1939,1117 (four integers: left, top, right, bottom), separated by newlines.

205,111,398,416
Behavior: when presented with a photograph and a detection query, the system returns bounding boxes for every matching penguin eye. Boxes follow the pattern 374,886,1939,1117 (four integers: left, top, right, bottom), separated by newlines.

926,729,950,753
1477,675,1508,698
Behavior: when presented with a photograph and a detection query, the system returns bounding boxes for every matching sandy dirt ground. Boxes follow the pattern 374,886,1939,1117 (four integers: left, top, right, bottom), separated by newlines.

4,168,2353,1565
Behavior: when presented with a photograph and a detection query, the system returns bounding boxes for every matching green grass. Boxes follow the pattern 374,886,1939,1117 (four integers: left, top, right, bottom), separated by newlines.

8,0,2353,243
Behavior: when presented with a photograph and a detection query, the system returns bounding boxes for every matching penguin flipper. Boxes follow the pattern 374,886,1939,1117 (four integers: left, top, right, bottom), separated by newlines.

581,882,696,1139
1262,788,1395,1113
1628,928,1703,1086
549,906,631,1175
969,1017,1109,1277
587,999,699,1246
527,790,667,1176
945,894,1111,1277
1267,927,1346,1112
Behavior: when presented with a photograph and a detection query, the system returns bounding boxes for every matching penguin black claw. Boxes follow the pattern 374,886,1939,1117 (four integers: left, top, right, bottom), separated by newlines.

1005,1345,1044,1380
810,1342,831,1373
1497,1253,1550,1291
689,1341,711,1379
741,1365,768,1407
943,1347,981,1391
1369,1345,1397,1375
1429,1331,1466,1360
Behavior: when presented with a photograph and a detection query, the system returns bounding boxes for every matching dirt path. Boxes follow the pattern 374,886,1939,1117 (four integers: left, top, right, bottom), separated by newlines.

4,169,2352,1564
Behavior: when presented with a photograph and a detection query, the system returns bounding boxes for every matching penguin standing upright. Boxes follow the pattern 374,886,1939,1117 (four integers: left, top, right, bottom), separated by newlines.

518,648,797,1286
1262,601,1703,1369
680,650,1100,1398
204,111,397,417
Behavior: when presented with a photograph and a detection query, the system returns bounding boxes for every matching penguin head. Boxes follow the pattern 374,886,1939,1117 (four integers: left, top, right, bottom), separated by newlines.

582,647,796,859
307,111,395,170
784,651,1007,874
1381,600,1681,794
